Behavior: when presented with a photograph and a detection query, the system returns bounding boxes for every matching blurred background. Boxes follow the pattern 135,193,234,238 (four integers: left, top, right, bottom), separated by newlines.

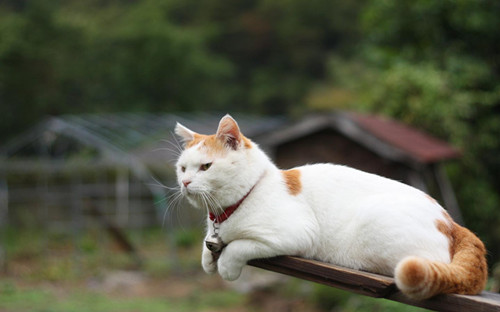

1,0,500,311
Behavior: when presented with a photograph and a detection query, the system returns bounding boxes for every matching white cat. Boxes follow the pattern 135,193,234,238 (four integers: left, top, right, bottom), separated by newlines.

174,114,487,300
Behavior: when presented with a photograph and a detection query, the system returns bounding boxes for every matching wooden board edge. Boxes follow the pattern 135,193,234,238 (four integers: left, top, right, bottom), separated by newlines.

248,256,500,312
248,256,396,298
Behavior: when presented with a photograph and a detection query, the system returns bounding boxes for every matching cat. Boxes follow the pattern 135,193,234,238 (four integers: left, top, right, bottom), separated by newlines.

174,114,487,300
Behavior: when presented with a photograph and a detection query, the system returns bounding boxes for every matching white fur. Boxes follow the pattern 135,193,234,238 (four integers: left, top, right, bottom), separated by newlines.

175,122,195,143
175,116,451,281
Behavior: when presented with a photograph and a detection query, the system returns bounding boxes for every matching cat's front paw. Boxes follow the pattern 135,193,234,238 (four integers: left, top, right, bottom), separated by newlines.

217,258,243,281
202,248,217,274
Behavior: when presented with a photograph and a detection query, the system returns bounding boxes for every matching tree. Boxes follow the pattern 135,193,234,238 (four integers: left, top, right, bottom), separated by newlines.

308,0,500,265
0,0,234,142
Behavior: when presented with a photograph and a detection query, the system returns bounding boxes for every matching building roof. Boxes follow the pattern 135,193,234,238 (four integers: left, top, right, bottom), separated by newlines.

1,112,286,167
0,113,286,200
350,113,460,163
1,111,459,170
259,111,460,166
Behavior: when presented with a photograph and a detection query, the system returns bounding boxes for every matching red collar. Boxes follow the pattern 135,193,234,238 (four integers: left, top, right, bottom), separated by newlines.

208,185,256,224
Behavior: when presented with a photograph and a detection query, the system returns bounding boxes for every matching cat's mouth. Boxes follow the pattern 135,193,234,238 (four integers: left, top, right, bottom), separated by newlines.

181,187,222,212
181,186,196,196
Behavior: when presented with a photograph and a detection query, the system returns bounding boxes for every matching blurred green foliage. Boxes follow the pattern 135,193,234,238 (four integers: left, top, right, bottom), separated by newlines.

313,0,500,265
1,0,499,270
309,283,428,312
1,227,467,311
0,280,247,312
0,0,365,139
0,0,233,138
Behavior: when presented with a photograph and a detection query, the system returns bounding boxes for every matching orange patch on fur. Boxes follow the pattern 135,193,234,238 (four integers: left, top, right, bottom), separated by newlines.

398,257,428,288
425,194,438,204
282,169,302,196
436,216,454,259
396,209,488,299
185,133,208,149
242,136,253,149
436,211,458,259
425,212,488,296
185,133,252,153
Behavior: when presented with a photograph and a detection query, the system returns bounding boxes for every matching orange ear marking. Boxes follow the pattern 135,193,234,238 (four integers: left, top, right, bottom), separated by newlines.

184,115,253,152
216,115,241,150
242,136,253,149
282,169,302,195
185,133,207,149
217,116,240,140
185,133,236,156
185,133,252,152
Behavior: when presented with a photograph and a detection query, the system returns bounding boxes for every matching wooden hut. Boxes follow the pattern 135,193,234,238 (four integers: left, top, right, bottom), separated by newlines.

256,111,463,223
0,112,285,271
0,113,285,230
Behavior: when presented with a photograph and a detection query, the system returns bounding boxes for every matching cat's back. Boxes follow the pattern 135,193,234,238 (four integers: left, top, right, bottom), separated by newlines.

298,163,414,198
295,163,433,224
294,163,450,273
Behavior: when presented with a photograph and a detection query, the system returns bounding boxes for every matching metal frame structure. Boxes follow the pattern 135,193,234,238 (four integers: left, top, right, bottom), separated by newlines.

0,113,286,270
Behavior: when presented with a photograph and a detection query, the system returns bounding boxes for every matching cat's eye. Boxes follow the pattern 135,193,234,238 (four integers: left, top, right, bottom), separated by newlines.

200,163,212,171
181,166,186,172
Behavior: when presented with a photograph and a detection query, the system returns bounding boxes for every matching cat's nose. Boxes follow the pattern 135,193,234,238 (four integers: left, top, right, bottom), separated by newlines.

182,180,191,188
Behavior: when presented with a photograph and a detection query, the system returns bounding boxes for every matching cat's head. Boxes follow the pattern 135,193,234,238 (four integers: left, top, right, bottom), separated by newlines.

175,115,268,212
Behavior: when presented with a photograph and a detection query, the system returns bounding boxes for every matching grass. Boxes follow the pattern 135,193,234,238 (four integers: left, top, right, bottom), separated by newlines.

0,226,444,312
0,226,253,312
0,279,246,312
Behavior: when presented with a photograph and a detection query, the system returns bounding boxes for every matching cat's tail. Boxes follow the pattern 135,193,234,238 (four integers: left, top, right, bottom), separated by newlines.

394,221,488,300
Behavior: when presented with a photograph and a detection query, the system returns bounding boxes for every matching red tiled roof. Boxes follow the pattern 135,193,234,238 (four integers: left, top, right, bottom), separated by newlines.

349,112,461,163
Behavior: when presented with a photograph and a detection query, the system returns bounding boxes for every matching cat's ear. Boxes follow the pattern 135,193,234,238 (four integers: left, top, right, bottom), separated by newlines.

216,114,241,150
175,122,196,144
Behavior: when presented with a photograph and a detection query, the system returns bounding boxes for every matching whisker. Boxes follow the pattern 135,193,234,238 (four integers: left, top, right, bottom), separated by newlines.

155,195,169,205
167,131,185,153
149,176,179,191
200,193,211,214
153,135,185,165
161,135,183,157
206,192,223,216
162,190,184,228
152,147,182,156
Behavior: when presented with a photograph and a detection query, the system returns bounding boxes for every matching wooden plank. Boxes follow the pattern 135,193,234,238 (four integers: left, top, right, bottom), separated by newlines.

248,256,395,298
248,256,500,312
388,291,500,312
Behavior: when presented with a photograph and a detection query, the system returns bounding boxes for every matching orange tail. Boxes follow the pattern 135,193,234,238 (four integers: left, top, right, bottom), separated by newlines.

395,220,488,300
